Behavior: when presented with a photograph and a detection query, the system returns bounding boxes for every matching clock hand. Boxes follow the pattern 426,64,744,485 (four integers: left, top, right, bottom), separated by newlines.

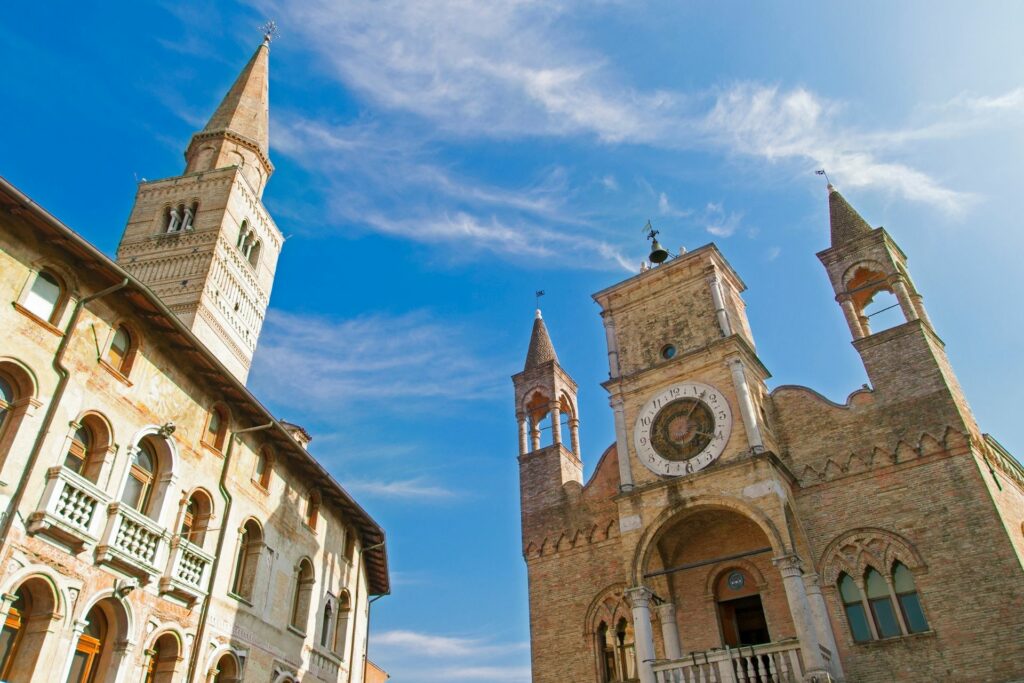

684,393,705,419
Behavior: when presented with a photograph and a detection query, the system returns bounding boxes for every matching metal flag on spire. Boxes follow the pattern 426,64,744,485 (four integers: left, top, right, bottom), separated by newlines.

816,169,831,185
535,290,545,309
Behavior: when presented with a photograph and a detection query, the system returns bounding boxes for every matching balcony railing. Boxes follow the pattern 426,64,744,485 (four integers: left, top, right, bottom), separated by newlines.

27,467,110,550
159,536,215,604
652,639,807,683
95,502,167,581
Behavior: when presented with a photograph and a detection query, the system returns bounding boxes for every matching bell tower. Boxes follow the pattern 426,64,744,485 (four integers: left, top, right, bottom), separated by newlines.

816,185,977,431
115,36,282,383
513,310,582,525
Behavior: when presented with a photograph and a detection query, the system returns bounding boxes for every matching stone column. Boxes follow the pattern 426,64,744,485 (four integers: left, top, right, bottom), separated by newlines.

530,416,541,452
773,555,828,678
883,574,910,635
890,278,919,322
837,295,865,339
602,313,621,379
611,397,634,492
727,358,763,452
859,314,871,336
569,418,581,456
549,402,562,447
625,587,657,683
912,294,933,328
655,602,682,660
804,574,843,680
517,413,528,456
58,619,89,683
707,269,733,337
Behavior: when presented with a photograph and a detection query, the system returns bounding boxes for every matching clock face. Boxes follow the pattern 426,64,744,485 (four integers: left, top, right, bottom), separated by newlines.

634,381,732,476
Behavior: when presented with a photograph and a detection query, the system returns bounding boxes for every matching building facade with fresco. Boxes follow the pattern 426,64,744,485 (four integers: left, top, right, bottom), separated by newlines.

515,188,1024,682
0,36,388,682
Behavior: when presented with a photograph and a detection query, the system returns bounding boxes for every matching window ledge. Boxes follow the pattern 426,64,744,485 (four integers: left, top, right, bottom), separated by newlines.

12,302,64,337
201,442,224,458
303,522,318,534
313,646,343,665
227,591,253,607
855,630,936,648
287,625,307,638
251,480,269,494
98,359,133,386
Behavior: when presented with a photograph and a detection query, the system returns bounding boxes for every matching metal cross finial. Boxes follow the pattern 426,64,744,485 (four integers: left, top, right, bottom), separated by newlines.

260,20,279,44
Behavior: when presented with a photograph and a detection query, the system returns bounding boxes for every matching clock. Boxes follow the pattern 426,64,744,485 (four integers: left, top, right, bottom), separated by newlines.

633,381,732,476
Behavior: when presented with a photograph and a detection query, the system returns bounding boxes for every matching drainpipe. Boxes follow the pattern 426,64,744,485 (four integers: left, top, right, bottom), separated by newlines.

0,278,129,558
186,421,274,682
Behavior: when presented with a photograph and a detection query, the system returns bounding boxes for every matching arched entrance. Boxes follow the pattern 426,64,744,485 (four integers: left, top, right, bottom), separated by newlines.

211,651,241,683
67,597,130,683
0,576,60,682
144,632,181,683
640,506,794,654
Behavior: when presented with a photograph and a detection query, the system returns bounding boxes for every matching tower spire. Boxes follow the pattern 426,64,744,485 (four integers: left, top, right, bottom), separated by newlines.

524,309,559,370
828,185,874,247
184,39,274,196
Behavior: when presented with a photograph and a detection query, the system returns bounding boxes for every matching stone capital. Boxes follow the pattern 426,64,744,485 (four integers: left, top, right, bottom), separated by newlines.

772,554,804,577
654,601,676,622
625,586,653,610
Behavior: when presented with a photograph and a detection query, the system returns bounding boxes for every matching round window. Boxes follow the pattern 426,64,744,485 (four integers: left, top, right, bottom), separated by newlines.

727,570,745,591
661,345,677,360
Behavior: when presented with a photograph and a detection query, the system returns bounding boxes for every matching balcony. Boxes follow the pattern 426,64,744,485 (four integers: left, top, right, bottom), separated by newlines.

652,639,826,683
95,502,167,581
27,467,109,551
159,536,214,604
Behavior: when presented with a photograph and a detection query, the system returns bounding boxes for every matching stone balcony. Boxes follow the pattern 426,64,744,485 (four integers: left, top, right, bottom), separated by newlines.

27,466,110,551
95,502,167,581
159,535,214,604
652,639,833,683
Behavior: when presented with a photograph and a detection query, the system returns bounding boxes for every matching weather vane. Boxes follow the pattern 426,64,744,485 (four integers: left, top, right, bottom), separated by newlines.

535,290,545,309
815,168,831,186
260,20,279,44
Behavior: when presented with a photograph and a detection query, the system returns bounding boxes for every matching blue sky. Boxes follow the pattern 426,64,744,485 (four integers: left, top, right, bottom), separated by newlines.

3,2,1024,681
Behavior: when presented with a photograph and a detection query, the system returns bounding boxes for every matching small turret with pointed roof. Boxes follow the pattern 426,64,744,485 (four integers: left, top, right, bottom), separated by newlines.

828,184,874,247
184,37,274,197
524,309,559,370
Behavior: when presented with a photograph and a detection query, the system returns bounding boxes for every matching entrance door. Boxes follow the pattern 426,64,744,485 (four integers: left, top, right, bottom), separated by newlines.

719,594,770,646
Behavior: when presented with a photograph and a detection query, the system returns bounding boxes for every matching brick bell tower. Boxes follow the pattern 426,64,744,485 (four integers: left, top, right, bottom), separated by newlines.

512,309,583,532
816,185,978,434
115,34,283,383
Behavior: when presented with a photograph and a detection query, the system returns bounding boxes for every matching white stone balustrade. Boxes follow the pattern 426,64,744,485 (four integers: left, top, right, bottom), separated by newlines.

28,466,110,550
95,502,167,580
652,639,807,683
160,535,215,604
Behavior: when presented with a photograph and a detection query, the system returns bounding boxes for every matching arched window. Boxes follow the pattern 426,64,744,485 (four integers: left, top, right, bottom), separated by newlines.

892,562,929,633
247,239,261,268
231,519,263,600
306,490,320,529
107,325,136,376
23,270,63,324
838,573,871,643
290,558,315,633
344,529,356,563
203,406,228,452
613,618,635,682
181,491,213,546
236,221,249,249
122,440,158,513
320,600,333,648
253,448,272,489
865,568,900,638
333,591,351,657
67,606,106,683
64,425,94,476
211,652,240,683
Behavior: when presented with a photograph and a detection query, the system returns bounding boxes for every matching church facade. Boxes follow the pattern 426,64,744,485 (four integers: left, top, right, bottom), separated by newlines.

0,37,388,682
515,188,1024,682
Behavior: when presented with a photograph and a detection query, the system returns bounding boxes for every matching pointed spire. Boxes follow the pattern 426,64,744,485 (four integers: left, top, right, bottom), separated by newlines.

203,41,270,154
828,185,874,246
524,309,559,370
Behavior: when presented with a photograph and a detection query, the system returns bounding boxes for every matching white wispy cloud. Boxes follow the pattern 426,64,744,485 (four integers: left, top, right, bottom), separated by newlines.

346,478,458,500
372,630,530,682
249,309,507,414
